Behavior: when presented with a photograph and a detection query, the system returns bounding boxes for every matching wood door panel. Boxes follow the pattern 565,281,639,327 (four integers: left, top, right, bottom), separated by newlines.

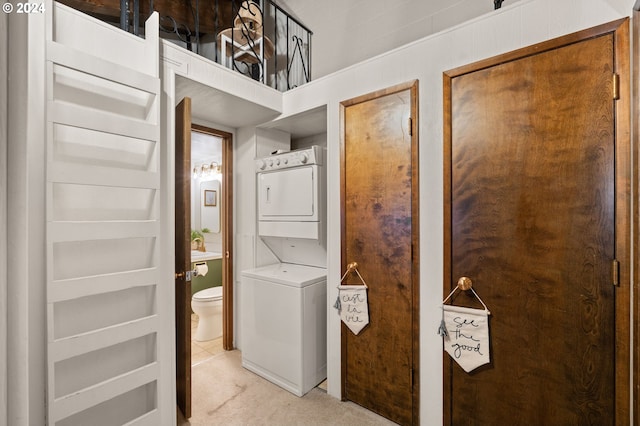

175,97,192,419
342,82,418,425
446,31,620,425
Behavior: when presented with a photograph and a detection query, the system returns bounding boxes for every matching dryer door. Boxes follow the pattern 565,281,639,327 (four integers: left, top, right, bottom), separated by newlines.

258,166,317,221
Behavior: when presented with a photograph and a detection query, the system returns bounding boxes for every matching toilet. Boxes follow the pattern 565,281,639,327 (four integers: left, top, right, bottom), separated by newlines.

191,286,223,342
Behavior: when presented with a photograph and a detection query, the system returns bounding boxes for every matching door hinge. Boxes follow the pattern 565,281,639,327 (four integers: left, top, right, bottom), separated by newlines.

612,259,620,286
408,117,413,136
613,73,620,100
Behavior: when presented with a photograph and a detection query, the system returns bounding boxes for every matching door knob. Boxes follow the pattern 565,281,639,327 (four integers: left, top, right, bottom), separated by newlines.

175,268,199,282
457,276,473,291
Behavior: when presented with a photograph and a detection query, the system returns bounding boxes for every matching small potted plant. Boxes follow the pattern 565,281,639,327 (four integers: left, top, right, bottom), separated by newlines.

190,228,210,251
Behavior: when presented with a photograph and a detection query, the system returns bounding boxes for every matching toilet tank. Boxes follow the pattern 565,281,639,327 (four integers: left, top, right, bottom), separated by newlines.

190,252,223,297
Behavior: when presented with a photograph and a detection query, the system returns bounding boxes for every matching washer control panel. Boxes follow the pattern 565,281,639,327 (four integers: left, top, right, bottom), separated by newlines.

255,146,323,171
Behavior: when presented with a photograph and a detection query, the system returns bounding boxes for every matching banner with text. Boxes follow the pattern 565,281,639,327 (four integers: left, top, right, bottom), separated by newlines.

441,305,490,372
336,285,369,335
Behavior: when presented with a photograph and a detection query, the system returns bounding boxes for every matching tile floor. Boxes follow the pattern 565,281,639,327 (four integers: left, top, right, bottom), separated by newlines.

183,316,394,425
191,313,225,366
182,350,396,425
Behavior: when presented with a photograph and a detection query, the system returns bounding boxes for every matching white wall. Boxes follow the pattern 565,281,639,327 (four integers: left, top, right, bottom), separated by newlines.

159,65,178,426
234,126,291,348
6,11,47,425
275,0,634,423
0,9,7,426
278,0,523,79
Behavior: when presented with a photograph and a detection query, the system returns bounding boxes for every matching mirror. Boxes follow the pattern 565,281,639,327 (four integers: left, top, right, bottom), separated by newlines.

200,179,220,233
191,130,223,235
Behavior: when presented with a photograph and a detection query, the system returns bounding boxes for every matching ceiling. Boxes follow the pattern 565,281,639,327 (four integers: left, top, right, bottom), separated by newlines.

191,131,222,165
175,73,328,141
258,105,327,139
175,75,281,129
276,0,510,78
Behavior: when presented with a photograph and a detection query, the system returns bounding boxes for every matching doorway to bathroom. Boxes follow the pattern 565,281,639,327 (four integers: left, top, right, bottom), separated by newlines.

175,97,234,419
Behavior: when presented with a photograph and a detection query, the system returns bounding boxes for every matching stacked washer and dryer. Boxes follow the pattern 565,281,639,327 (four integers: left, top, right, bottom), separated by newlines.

241,146,327,397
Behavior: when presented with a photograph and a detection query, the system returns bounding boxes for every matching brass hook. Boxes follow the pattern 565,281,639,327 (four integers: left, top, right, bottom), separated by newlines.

347,262,359,273
457,276,473,291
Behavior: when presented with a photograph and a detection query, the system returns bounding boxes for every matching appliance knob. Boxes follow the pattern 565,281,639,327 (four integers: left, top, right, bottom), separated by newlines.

283,158,289,165
298,153,309,164
267,159,274,167
256,159,266,170
275,159,281,166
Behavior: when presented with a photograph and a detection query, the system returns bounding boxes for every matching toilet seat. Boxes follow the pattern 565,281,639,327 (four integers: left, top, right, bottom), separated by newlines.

193,286,223,301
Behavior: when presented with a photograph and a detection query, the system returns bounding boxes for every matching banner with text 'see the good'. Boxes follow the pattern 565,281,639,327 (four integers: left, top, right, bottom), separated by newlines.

440,305,490,372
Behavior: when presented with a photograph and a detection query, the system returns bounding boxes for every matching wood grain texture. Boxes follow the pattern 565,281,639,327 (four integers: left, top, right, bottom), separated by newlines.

633,11,640,424
56,0,232,34
175,97,192,419
341,81,419,426
443,20,631,426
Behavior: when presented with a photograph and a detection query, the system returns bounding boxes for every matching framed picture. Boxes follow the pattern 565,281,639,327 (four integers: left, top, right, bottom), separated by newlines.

204,189,217,206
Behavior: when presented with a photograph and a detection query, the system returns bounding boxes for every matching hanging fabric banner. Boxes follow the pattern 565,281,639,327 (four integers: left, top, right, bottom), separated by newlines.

440,304,490,372
334,263,370,335
335,285,369,335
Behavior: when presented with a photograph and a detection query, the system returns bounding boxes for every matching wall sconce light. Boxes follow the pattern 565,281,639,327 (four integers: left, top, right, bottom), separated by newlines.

209,162,221,174
192,162,222,179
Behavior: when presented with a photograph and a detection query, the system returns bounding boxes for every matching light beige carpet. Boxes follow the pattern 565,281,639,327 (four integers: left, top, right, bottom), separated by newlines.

180,350,397,426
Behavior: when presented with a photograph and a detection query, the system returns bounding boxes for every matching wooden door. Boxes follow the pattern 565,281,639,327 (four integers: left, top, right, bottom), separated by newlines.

444,20,631,425
175,97,192,419
341,81,419,425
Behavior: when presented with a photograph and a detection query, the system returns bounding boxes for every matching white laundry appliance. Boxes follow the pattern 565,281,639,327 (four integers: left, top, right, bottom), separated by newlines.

241,146,327,397
241,263,327,396
255,145,325,243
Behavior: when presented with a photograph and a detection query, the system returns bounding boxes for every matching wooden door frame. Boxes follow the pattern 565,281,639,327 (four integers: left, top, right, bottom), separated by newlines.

339,80,420,424
632,5,640,423
191,123,235,350
442,18,631,425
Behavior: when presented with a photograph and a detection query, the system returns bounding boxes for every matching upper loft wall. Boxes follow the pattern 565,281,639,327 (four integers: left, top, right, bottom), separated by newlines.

277,0,523,79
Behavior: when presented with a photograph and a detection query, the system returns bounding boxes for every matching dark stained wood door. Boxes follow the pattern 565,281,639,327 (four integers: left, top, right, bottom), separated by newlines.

444,20,631,425
341,81,419,425
175,97,192,419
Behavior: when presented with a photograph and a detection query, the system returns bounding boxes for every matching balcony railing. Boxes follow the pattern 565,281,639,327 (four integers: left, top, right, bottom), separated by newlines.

59,0,312,92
